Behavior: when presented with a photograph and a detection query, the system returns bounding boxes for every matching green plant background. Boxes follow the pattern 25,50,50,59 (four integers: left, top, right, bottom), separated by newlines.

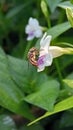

0,0,73,130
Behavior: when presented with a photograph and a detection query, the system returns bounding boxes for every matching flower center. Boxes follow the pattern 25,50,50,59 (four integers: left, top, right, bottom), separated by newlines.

28,31,34,37
37,55,45,66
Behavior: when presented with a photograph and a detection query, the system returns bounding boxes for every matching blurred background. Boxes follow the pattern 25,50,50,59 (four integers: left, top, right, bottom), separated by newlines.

0,0,73,130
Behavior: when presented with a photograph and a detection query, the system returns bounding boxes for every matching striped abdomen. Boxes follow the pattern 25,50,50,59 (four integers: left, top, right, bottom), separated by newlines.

28,47,39,66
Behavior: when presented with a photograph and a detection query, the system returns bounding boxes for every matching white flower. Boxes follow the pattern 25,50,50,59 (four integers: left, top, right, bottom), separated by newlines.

37,33,52,72
25,17,43,40
37,33,64,72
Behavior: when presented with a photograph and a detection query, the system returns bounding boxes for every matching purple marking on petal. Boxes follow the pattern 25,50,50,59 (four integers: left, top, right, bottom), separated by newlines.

28,31,34,37
37,55,45,66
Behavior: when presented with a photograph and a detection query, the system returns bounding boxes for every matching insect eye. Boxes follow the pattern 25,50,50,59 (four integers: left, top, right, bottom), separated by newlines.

36,54,39,60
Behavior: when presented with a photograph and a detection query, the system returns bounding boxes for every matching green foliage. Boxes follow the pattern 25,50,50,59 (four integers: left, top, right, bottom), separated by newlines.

28,96,73,125
66,8,73,27
58,1,73,9
0,0,73,129
59,110,73,128
0,115,16,130
20,124,44,130
25,80,60,111
46,0,62,13
63,79,73,88
0,48,34,120
70,0,73,4
41,0,51,27
0,114,44,130
6,4,26,19
47,22,71,39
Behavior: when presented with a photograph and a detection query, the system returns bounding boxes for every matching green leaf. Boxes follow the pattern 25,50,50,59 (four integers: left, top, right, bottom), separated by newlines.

0,115,17,130
0,48,49,120
46,0,62,13
57,42,73,48
6,4,25,19
63,79,73,89
58,1,73,10
36,22,71,48
67,73,73,79
7,55,49,94
28,96,73,126
25,80,60,111
41,0,49,18
66,8,73,27
41,0,51,27
7,56,29,93
0,48,33,120
70,0,73,4
47,22,71,39
58,56,73,74
20,123,44,130
59,111,73,128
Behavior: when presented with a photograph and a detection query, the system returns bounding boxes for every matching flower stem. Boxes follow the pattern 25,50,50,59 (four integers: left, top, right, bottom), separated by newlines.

24,41,32,59
63,47,73,55
41,26,48,31
57,10,65,24
54,59,63,88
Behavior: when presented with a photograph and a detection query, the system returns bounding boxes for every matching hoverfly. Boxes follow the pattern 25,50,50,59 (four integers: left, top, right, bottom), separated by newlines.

28,47,39,66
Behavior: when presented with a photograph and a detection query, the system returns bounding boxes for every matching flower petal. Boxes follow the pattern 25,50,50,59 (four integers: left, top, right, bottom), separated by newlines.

27,34,35,41
29,17,39,27
25,17,42,40
37,53,53,72
37,55,45,72
40,32,47,46
25,25,30,34
39,33,52,56
37,55,45,66
37,65,45,72
44,53,53,66
35,29,42,38
40,33,52,50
